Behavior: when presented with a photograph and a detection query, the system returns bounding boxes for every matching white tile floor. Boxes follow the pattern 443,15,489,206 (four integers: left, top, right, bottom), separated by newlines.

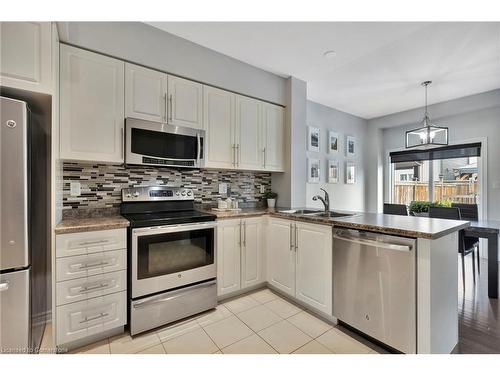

41,288,379,354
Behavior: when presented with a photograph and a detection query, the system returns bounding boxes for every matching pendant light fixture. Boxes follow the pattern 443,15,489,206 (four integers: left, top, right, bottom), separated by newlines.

405,81,448,148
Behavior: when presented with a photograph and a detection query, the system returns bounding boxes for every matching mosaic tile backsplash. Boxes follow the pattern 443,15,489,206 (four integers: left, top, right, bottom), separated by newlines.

62,163,272,211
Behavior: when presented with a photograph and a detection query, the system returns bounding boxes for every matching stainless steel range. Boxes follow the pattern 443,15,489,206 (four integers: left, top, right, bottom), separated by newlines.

121,186,217,335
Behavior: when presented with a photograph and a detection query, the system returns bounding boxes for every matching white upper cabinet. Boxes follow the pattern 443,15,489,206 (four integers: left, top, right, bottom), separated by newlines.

267,217,295,297
295,222,332,315
217,219,242,297
241,217,265,289
60,45,125,163
203,86,236,169
235,95,263,171
0,22,53,94
125,63,167,122
262,103,285,172
167,75,203,129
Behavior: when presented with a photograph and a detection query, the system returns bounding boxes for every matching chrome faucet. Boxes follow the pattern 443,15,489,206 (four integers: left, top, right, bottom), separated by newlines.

312,188,330,213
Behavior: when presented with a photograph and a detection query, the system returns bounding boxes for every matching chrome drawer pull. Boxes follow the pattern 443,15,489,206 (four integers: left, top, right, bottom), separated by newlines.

79,312,109,324
79,283,110,292
77,239,109,246
78,261,111,270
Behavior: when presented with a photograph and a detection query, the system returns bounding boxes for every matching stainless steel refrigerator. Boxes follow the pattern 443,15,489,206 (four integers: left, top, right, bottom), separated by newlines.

0,96,47,353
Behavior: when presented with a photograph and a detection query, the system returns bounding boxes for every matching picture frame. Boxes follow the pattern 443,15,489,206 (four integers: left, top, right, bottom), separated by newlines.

327,160,339,183
307,126,320,152
346,161,356,184
328,131,339,154
307,158,320,183
346,135,356,157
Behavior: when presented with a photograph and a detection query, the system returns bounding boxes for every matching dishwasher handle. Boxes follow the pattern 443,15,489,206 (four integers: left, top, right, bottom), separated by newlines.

333,229,413,252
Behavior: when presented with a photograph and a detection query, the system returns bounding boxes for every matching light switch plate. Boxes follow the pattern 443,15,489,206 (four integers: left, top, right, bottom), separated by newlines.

260,185,265,194
70,182,81,196
219,183,227,194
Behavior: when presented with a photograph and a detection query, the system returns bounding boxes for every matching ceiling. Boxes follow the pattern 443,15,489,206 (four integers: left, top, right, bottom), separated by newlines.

147,22,500,119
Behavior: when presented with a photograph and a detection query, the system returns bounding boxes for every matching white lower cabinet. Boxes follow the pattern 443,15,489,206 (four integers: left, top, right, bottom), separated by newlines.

56,291,126,345
267,218,296,296
55,229,127,347
295,221,333,314
216,217,264,297
267,217,333,315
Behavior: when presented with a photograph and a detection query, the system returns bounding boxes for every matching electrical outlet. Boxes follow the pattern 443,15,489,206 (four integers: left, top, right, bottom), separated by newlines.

219,183,227,194
70,182,81,196
260,185,265,194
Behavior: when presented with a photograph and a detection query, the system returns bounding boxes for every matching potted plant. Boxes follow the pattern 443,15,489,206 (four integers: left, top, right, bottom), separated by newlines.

264,191,278,208
409,201,431,217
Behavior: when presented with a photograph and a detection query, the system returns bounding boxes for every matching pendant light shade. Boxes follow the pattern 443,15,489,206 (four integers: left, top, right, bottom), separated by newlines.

405,81,448,148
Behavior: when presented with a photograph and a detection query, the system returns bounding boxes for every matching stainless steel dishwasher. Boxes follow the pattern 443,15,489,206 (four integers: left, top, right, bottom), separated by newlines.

332,228,417,353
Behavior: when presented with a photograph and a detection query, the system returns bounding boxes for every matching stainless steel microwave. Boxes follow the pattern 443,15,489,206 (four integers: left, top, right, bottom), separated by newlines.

125,118,205,168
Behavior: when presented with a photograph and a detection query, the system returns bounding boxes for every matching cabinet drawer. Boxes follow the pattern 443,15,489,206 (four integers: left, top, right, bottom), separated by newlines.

56,270,127,306
56,249,126,282
56,291,126,345
56,229,126,258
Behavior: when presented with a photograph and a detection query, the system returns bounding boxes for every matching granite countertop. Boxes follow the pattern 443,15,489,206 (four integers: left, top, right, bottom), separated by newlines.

197,206,276,219
55,209,129,234
267,209,470,239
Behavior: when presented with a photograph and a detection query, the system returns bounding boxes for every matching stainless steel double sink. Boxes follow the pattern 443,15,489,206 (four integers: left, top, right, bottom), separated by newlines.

278,209,354,218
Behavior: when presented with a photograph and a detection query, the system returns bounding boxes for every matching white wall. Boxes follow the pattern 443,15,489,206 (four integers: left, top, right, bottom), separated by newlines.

306,101,369,211
57,22,286,106
367,89,500,221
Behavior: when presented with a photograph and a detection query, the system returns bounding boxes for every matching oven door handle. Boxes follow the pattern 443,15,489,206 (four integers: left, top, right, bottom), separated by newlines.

132,280,216,309
132,221,217,235
196,132,201,165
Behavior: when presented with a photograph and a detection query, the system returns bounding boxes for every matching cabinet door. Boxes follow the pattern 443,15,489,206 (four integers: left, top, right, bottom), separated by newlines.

125,63,167,122
203,86,235,169
216,219,241,297
241,217,264,289
235,95,263,170
263,103,285,171
60,45,125,163
267,218,295,297
0,22,52,93
295,222,332,315
167,75,203,129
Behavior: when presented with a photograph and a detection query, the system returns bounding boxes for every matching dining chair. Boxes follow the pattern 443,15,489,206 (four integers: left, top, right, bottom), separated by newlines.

383,203,408,216
452,203,480,275
428,206,479,289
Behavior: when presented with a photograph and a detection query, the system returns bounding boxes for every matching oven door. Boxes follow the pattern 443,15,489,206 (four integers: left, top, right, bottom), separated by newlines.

131,222,216,298
125,118,204,168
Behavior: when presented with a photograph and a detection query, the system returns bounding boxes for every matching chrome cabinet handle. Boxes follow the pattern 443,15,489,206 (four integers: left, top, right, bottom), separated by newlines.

243,221,246,247
196,133,201,164
0,281,10,292
236,144,240,167
295,224,299,252
79,283,110,293
164,92,168,121
289,223,294,251
232,144,236,166
77,239,109,246
77,261,110,270
239,220,242,246
263,147,267,167
121,127,125,161
80,312,109,324
168,94,173,122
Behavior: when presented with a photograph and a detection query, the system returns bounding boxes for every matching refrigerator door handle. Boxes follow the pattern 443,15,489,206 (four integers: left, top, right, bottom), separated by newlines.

0,281,10,291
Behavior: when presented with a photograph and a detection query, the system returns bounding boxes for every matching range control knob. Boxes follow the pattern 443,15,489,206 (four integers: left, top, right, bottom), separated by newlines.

133,191,140,197
175,191,180,196
187,190,192,196
181,190,187,196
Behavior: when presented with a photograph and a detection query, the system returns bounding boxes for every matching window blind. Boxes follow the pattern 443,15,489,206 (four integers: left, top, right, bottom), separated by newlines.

390,143,481,163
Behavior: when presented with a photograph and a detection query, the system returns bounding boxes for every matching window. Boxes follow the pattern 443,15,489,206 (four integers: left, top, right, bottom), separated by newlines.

390,143,481,207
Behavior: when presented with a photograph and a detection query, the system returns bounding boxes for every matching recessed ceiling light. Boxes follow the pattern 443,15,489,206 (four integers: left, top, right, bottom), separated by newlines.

323,50,336,59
